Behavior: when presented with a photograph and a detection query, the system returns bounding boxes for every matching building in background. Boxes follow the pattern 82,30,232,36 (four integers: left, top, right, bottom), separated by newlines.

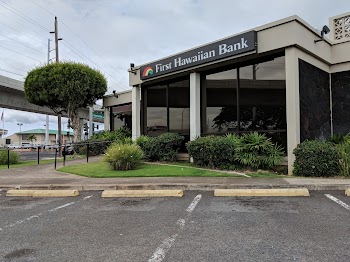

4,129,73,147
0,128,8,147
103,90,132,131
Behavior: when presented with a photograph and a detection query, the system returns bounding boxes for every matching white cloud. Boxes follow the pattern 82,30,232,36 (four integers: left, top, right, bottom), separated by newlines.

1,0,349,135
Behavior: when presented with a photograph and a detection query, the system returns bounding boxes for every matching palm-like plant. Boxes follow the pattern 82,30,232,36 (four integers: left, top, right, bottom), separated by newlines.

27,134,37,146
234,132,284,169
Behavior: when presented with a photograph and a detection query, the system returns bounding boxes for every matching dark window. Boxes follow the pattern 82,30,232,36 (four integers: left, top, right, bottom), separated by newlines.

205,69,237,134
169,79,190,134
203,55,287,149
146,85,167,136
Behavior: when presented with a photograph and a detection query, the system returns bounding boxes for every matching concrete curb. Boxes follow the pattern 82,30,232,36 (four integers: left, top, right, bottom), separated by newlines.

101,189,183,198
1,184,350,191
345,188,350,196
214,188,310,197
6,189,79,197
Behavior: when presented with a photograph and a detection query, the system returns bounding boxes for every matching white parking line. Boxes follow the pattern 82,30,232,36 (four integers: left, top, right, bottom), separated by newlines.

325,194,350,211
148,194,202,262
148,234,178,262
83,195,93,200
0,195,92,232
186,194,202,213
48,202,76,212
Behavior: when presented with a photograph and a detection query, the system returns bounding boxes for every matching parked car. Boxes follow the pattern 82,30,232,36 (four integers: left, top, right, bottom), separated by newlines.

21,143,31,149
6,144,20,149
62,145,74,156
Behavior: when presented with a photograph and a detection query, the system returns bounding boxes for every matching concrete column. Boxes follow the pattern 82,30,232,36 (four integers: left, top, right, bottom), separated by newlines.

285,47,300,175
132,85,141,141
190,73,201,140
104,107,110,131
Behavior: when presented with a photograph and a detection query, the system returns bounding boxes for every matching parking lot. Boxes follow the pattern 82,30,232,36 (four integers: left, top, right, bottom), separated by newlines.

0,190,349,262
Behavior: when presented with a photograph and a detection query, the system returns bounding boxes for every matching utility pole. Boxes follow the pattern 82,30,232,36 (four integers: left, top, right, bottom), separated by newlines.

45,39,52,147
50,17,63,156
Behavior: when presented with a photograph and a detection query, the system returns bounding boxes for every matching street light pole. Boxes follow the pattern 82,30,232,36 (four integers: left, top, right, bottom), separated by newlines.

17,123,23,147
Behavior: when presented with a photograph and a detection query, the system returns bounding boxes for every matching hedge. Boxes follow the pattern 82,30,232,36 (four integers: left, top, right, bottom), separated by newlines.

293,140,340,177
136,133,184,162
186,136,235,169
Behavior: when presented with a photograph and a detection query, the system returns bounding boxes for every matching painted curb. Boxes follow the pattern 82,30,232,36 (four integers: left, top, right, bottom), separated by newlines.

214,188,310,197
101,189,183,198
346,188,350,196
6,190,79,197
1,184,349,191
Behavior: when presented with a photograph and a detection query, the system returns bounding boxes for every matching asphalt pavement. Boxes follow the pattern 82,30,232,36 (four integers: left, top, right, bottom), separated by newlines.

0,191,349,261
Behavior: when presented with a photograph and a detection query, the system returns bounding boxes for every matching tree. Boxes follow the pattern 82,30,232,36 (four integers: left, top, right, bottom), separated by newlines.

24,62,107,143
27,134,37,145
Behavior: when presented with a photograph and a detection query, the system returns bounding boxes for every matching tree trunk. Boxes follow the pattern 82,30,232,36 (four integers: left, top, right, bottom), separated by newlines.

70,112,82,143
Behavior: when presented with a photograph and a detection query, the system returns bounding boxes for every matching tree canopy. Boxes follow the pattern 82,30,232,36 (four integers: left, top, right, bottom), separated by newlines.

24,62,107,142
24,62,107,113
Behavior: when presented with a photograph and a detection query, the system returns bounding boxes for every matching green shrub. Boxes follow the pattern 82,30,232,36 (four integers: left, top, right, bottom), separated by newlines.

136,133,184,162
90,127,131,141
136,135,158,161
186,136,235,169
293,140,340,177
0,150,20,165
337,142,350,177
104,143,143,170
234,132,284,169
74,128,132,156
156,133,184,162
328,133,350,144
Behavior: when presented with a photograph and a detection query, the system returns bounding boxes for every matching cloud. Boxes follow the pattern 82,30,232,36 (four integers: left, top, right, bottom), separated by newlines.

1,0,349,136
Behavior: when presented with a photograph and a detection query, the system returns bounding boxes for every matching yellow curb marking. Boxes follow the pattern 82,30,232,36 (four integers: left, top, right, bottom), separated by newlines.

214,188,310,197
6,190,79,197
101,189,183,198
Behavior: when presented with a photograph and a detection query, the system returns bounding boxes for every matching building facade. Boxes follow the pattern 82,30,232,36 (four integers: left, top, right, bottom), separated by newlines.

104,13,350,174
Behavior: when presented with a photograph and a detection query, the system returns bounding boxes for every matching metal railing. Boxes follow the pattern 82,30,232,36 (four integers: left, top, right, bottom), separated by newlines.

0,140,118,170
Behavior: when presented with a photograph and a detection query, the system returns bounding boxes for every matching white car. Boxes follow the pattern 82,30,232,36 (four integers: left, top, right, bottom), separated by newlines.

6,144,20,149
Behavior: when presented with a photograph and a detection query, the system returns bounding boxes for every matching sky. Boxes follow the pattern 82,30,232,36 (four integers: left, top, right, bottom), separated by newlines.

0,0,349,137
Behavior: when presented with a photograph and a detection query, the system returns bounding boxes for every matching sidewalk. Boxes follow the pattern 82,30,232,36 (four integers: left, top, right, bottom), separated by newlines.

0,156,350,191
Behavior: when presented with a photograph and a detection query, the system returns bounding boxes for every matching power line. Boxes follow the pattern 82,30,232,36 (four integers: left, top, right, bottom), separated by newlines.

0,19,46,46
0,44,42,62
30,0,129,86
0,68,25,77
0,32,46,54
31,0,55,16
0,63,28,73
62,21,129,82
0,9,45,38
0,0,50,32
60,41,129,90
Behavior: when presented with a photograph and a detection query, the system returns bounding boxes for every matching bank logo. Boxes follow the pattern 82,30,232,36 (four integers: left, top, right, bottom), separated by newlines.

142,66,153,77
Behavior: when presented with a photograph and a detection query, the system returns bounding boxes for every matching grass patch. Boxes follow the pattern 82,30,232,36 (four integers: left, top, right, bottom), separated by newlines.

156,162,287,178
57,161,287,178
247,172,288,178
57,162,242,178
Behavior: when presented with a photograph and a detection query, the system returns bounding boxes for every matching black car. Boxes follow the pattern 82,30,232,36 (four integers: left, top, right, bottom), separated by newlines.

62,145,74,156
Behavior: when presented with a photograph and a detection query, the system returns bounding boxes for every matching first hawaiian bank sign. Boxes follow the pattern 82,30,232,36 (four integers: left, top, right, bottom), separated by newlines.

140,31,257,80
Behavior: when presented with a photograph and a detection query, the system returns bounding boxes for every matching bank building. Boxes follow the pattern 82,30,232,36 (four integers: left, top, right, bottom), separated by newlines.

103,12,350,174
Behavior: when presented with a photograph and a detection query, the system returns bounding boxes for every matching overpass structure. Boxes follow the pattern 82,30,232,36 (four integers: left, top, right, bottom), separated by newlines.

0,75,103,122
